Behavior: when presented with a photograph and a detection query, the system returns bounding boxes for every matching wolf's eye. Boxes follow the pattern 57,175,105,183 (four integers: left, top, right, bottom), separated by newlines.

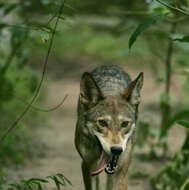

121,121,129,128
98,119,108,127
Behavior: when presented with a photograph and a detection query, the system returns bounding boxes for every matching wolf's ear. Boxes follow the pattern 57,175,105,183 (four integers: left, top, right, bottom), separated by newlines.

122,72,143,105
80,72,104,106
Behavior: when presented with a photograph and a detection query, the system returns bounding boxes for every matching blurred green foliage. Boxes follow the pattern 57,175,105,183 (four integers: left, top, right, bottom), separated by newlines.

55,24,131,60
0,0,59,165
0,0,189,189
68,0,147,15
127,0,189,189
0,171,72,190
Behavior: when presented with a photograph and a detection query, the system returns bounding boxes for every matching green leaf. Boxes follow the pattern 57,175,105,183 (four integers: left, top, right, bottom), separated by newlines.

56,173,72,186
173,35,189,43
9,183,23,190
26,184,33,190
160,110,189,138
37,183,43,190
4,3,18,15
128,14,165,49
47,176,64,190
22,179,33,190
177,120,189,128
0,23,6,30
0,76,13,102
57,15,65,20
29,178,49,183
40,31,50,43
31,182,43,190
0,3,5,9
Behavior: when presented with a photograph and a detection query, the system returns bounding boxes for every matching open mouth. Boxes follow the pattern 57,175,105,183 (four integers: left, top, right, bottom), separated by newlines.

90,151,119,176
105,155,119,174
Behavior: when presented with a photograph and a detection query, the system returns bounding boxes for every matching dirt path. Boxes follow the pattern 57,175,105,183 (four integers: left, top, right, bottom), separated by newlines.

6,64,185,190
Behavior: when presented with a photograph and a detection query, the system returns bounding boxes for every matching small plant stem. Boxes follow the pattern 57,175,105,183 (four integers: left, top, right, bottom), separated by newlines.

180,178,189,190
0,42,23,76
0,0,66,142
160,22,177,157
156,0,189,17
165,23,177,94
181,131,189,151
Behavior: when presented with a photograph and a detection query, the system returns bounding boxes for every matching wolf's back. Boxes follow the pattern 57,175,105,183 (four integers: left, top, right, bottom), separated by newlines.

91,65,131,96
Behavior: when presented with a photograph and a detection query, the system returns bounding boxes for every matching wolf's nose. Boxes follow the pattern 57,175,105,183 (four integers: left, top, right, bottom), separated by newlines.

111,146,123,155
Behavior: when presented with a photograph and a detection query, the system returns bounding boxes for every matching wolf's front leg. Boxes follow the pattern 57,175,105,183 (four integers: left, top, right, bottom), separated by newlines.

82,161,101,190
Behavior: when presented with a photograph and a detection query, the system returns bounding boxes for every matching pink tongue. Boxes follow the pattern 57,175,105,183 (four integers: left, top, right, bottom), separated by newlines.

90,151,108,176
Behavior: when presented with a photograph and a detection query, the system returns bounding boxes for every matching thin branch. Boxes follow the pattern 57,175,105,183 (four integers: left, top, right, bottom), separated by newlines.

0,0,66,142
64,3,77,12
156,0,189,17
120,10,152,16
4,23,42,31
11,93,68,112
180,178,189,190
165,22,177,94
160,22,177,157
1,23,53,32
0,39,24,75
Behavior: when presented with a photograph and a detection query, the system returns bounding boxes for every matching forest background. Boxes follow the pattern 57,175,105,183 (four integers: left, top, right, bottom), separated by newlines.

0,0,189,189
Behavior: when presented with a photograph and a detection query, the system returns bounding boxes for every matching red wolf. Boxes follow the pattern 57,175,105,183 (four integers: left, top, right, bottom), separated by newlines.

75,65,143,190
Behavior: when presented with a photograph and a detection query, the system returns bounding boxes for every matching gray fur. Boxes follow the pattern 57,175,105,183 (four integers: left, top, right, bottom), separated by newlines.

92,65,132,95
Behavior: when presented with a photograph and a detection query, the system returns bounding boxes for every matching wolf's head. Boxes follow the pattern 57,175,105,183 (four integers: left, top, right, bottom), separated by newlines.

79,71,143,175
